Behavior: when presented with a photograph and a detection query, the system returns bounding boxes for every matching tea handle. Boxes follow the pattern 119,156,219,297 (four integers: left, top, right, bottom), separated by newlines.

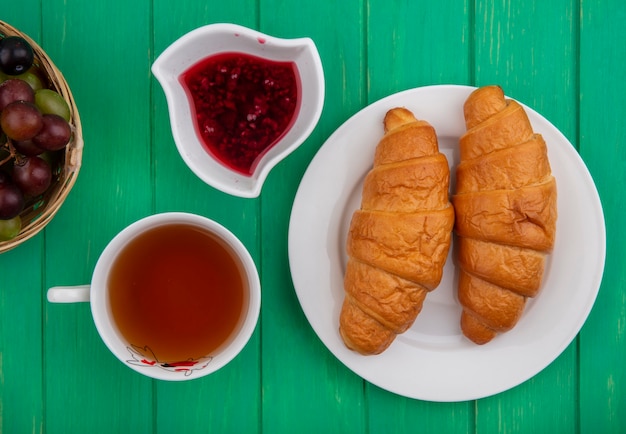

47,285,91,303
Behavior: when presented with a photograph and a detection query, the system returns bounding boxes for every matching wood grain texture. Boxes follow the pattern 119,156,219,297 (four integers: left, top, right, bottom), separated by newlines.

579,0,626,432
40,0,155,432
0,247,44,433
367,0,472,101
0,7,45,434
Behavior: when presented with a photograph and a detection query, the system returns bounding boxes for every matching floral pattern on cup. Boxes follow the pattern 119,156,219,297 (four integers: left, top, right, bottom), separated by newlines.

126,344,213,376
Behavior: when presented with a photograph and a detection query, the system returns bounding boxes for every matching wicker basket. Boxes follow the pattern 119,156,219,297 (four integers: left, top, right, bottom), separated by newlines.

0,21,83,253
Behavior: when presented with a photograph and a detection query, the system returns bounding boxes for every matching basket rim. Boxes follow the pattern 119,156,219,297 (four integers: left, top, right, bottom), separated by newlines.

0,20,84,253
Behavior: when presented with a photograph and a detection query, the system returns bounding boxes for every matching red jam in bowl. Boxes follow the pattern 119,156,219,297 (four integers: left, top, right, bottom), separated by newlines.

180,52,301,176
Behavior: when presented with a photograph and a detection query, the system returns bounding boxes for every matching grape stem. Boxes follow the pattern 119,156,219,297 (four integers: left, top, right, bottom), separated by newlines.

0,140,17,166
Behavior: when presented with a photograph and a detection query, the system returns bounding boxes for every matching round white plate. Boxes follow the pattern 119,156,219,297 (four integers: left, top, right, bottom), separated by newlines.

288,85,606,402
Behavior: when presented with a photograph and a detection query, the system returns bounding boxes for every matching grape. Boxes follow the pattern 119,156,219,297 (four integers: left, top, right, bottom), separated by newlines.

0,100,43,141
14,68,45,91
0,78,35,110
33,114,71,151
12,155,52,196
0,215,21,241
12,138,45,156
0,173,25,219
0,36,75,240
34,88,71,121
0,36,34,75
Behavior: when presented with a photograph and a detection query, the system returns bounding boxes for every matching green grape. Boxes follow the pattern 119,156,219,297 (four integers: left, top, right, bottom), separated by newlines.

0,215,21,241
34,88,71,121
14,69,45,91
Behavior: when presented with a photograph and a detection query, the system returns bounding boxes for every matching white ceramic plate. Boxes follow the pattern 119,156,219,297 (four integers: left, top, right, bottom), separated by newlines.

288,85,605,402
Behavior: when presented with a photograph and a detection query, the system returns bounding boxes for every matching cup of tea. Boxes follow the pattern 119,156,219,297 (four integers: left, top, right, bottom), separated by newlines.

47,212,261,381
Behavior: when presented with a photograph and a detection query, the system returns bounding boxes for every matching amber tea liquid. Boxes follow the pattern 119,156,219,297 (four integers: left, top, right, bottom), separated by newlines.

108,224,246,362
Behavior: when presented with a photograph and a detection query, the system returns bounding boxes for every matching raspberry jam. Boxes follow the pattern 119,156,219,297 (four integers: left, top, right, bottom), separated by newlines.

180,52,300,176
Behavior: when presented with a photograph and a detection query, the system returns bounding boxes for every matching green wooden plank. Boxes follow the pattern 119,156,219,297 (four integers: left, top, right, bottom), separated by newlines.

40,0,155,432
472,0,579,432
579,0,626,432
0,246,45,434
367,0,473,101
365,0,474,431
1,7,46,434
151,2,263,433
259,0,368,432
1,6,42,38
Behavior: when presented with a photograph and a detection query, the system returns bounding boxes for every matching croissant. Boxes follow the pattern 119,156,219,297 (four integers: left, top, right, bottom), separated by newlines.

339,107,454,355
452,85,557,344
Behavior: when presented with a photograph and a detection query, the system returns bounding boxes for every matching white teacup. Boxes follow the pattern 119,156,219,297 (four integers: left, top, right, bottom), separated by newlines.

47,212,261,381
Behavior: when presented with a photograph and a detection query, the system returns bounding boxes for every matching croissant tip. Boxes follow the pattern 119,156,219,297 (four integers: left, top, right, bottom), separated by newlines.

383,107,418,133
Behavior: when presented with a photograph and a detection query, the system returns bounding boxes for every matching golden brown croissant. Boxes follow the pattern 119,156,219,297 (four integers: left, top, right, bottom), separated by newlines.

339,107,454,355
452,85,557,344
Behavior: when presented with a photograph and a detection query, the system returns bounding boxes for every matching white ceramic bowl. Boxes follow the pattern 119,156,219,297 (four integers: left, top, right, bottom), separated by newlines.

152,23,325,198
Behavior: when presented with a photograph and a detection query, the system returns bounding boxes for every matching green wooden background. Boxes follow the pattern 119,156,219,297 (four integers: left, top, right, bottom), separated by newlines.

1,0,624,432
